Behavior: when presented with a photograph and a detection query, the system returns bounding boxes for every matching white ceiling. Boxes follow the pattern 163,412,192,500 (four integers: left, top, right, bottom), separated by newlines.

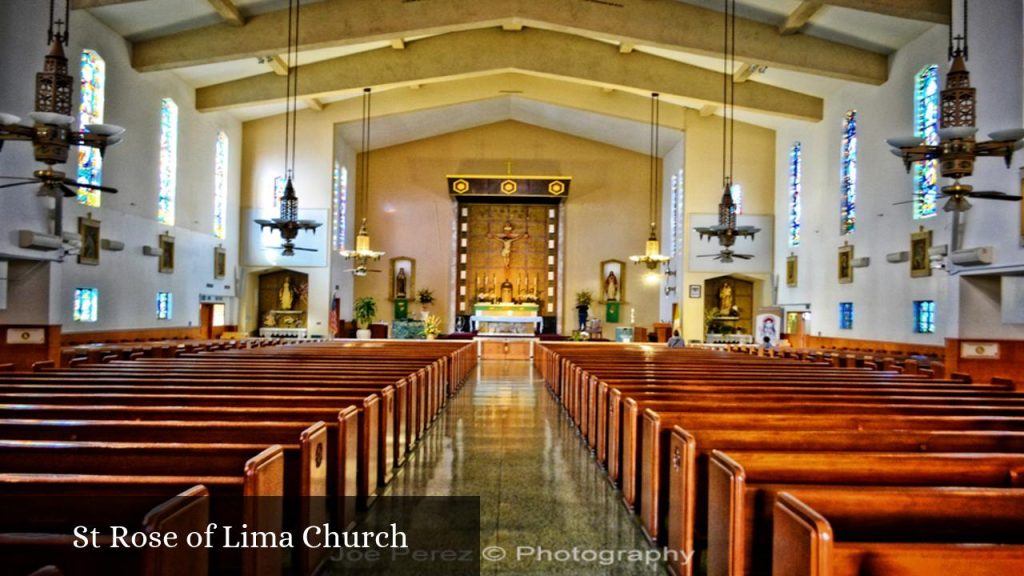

82,0,940,130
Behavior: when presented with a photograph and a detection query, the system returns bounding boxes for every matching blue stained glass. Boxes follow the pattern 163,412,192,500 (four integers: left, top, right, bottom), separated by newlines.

732,183,743,215
158,98,178,225
788,142,802,247
156,292,173,320
214,132,228,239
839,302,853,330
77,49,105,207
914,65,940,219
273,176,287,208
914,300,935,333
840,111,857,234
332,163,348,251
73,288,99,322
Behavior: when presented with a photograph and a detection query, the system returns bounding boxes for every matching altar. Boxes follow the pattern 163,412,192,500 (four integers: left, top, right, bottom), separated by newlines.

470,303,542,335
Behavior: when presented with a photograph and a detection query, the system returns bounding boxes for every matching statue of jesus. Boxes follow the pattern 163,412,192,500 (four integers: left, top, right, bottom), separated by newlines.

488,221,529,271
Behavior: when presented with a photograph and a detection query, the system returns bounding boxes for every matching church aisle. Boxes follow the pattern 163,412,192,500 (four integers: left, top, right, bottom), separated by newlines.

382,359,666,575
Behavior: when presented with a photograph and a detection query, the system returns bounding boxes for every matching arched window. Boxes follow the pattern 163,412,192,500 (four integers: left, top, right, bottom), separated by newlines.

158,98,178,225
214,132,228,239
913,65,940,219
788,142,802,247
839,110,857,234
332,162,348,251
76,49,105,207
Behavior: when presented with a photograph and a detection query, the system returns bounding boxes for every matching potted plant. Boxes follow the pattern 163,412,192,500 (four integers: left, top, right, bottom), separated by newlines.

575,290,593,331
423,313,442,340
353,296,377,340
417,288,435,319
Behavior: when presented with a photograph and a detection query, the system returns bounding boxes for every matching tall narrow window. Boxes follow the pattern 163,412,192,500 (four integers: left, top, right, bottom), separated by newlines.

914,300,936,333
73,288,99,322
732,183,743,215
914,65,940,219
670,172,679,257
214,132,229,239
675,169,684,257
272,175,287,208
788,142,802,247
840,110,857,234
839,302,854,330
158,98,178,225
332,162,348,251
76,49,105,207
156,292,173,320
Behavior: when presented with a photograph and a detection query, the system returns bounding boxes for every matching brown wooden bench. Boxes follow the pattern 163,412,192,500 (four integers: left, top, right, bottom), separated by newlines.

0,482,208,576
773,488,1024,576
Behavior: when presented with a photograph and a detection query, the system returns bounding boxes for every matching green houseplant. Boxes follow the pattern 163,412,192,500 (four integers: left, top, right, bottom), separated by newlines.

353,296,377,339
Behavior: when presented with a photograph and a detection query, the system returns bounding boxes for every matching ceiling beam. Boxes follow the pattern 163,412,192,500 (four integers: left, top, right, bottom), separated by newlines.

132,0,887,85
265,55,288,76
305,97,325,111
779,1,823,35
819,0,950,24
207,0,245,27
196,28,822,121
71,0,146,8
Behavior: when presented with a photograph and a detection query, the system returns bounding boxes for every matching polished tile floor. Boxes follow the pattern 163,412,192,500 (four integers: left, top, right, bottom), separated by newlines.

383,359,666,575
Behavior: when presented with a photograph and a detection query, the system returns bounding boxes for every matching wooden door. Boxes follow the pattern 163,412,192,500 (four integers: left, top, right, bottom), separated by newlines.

199,303,214,339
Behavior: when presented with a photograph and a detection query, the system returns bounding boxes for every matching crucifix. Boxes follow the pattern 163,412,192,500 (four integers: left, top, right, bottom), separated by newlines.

488,220,529,272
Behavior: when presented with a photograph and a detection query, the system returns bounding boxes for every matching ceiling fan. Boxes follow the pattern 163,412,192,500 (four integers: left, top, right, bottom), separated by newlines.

0,169,118,197
343,264,382,277
697,248,753,263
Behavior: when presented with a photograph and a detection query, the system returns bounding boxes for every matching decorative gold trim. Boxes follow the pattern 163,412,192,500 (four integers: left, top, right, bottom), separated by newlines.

452,178,470,194
786,254,797,287
910,226,932,278
78,215,100,266
446,174,573,180
837,243,853,284
500,179,518,195
548,181,565,196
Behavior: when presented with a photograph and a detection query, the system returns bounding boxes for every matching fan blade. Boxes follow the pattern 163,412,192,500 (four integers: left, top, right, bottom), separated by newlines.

697,254,718,258
0,176,40,181
63,178,118,193
733,254,754,259
0,180,40,189
967,191,1022,201
59,184,78,197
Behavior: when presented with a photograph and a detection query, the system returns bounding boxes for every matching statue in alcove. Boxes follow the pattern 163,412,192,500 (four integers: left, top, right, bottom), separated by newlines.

279,276,295,310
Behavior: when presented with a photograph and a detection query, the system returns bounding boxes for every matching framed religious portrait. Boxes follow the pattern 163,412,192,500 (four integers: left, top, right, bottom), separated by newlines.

599,259,625,303
688,285,702,299
390,257,415,301
786,254,798,287
214,246,227,279
158,233,175,274
838,244,853,284
910,227,932,278
78,216,100,266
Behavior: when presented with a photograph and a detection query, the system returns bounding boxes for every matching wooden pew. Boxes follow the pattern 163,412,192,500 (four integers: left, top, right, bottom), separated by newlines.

0,483,208,576
773,488,1024,576
708,450,1024,576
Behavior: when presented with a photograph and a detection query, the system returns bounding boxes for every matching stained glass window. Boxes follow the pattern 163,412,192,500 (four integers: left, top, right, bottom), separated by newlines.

731,183,743,215
156,292,173,320
273,176,286,208
670,172,679,257
788,142,802,247
76,49,105,207
840,110,857,234
914,300,936,333
73,288,99,322
214,132,228,239
158,98,178,225
332,162,348,251
839,302,854,330
913,65,940,219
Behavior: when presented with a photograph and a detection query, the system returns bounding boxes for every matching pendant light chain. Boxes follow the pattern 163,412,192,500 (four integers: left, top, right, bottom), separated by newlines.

360,87,373,217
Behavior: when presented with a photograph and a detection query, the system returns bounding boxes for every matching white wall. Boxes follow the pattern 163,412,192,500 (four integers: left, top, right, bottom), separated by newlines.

771,12,1024,344
0,1,242,332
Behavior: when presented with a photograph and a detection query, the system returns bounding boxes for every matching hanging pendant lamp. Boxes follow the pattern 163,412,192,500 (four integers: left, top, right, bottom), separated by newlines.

339,88,385,275
629,92,671,271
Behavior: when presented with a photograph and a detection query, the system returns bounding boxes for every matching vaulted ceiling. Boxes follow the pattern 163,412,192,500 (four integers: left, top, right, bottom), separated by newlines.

75,0,943,144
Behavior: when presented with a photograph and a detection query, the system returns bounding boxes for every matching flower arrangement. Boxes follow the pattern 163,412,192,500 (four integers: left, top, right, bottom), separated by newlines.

423,313,443,338
417,289,435,305
575,290,593,308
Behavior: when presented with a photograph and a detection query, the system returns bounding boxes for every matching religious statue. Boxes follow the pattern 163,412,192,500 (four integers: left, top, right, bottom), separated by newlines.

396,267,408,299
605,271,619,302
488,221,529,271
279,276,294,310
718,281,734,316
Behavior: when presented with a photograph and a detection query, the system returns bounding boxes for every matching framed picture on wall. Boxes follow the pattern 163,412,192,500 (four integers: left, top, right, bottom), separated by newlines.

158,233,175,274
688,285,701,299
838,244,853,284
390,257,415,301
786,254,798,287
599,259,625,303
78,216,100,266
910,227,932,278
214,246,227,279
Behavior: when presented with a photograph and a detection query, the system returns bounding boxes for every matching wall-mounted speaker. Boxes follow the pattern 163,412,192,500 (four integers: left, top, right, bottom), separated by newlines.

100,239,125,251
886,251,908,263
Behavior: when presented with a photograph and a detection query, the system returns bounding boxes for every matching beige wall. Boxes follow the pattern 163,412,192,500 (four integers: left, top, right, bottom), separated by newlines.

354,120,664,333
681,109,777,342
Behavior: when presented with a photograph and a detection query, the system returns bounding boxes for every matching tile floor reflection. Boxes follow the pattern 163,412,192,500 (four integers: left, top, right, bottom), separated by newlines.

383,359,667,575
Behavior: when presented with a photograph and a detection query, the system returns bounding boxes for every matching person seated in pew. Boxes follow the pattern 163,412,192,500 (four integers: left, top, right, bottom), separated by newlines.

666,330,685,349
